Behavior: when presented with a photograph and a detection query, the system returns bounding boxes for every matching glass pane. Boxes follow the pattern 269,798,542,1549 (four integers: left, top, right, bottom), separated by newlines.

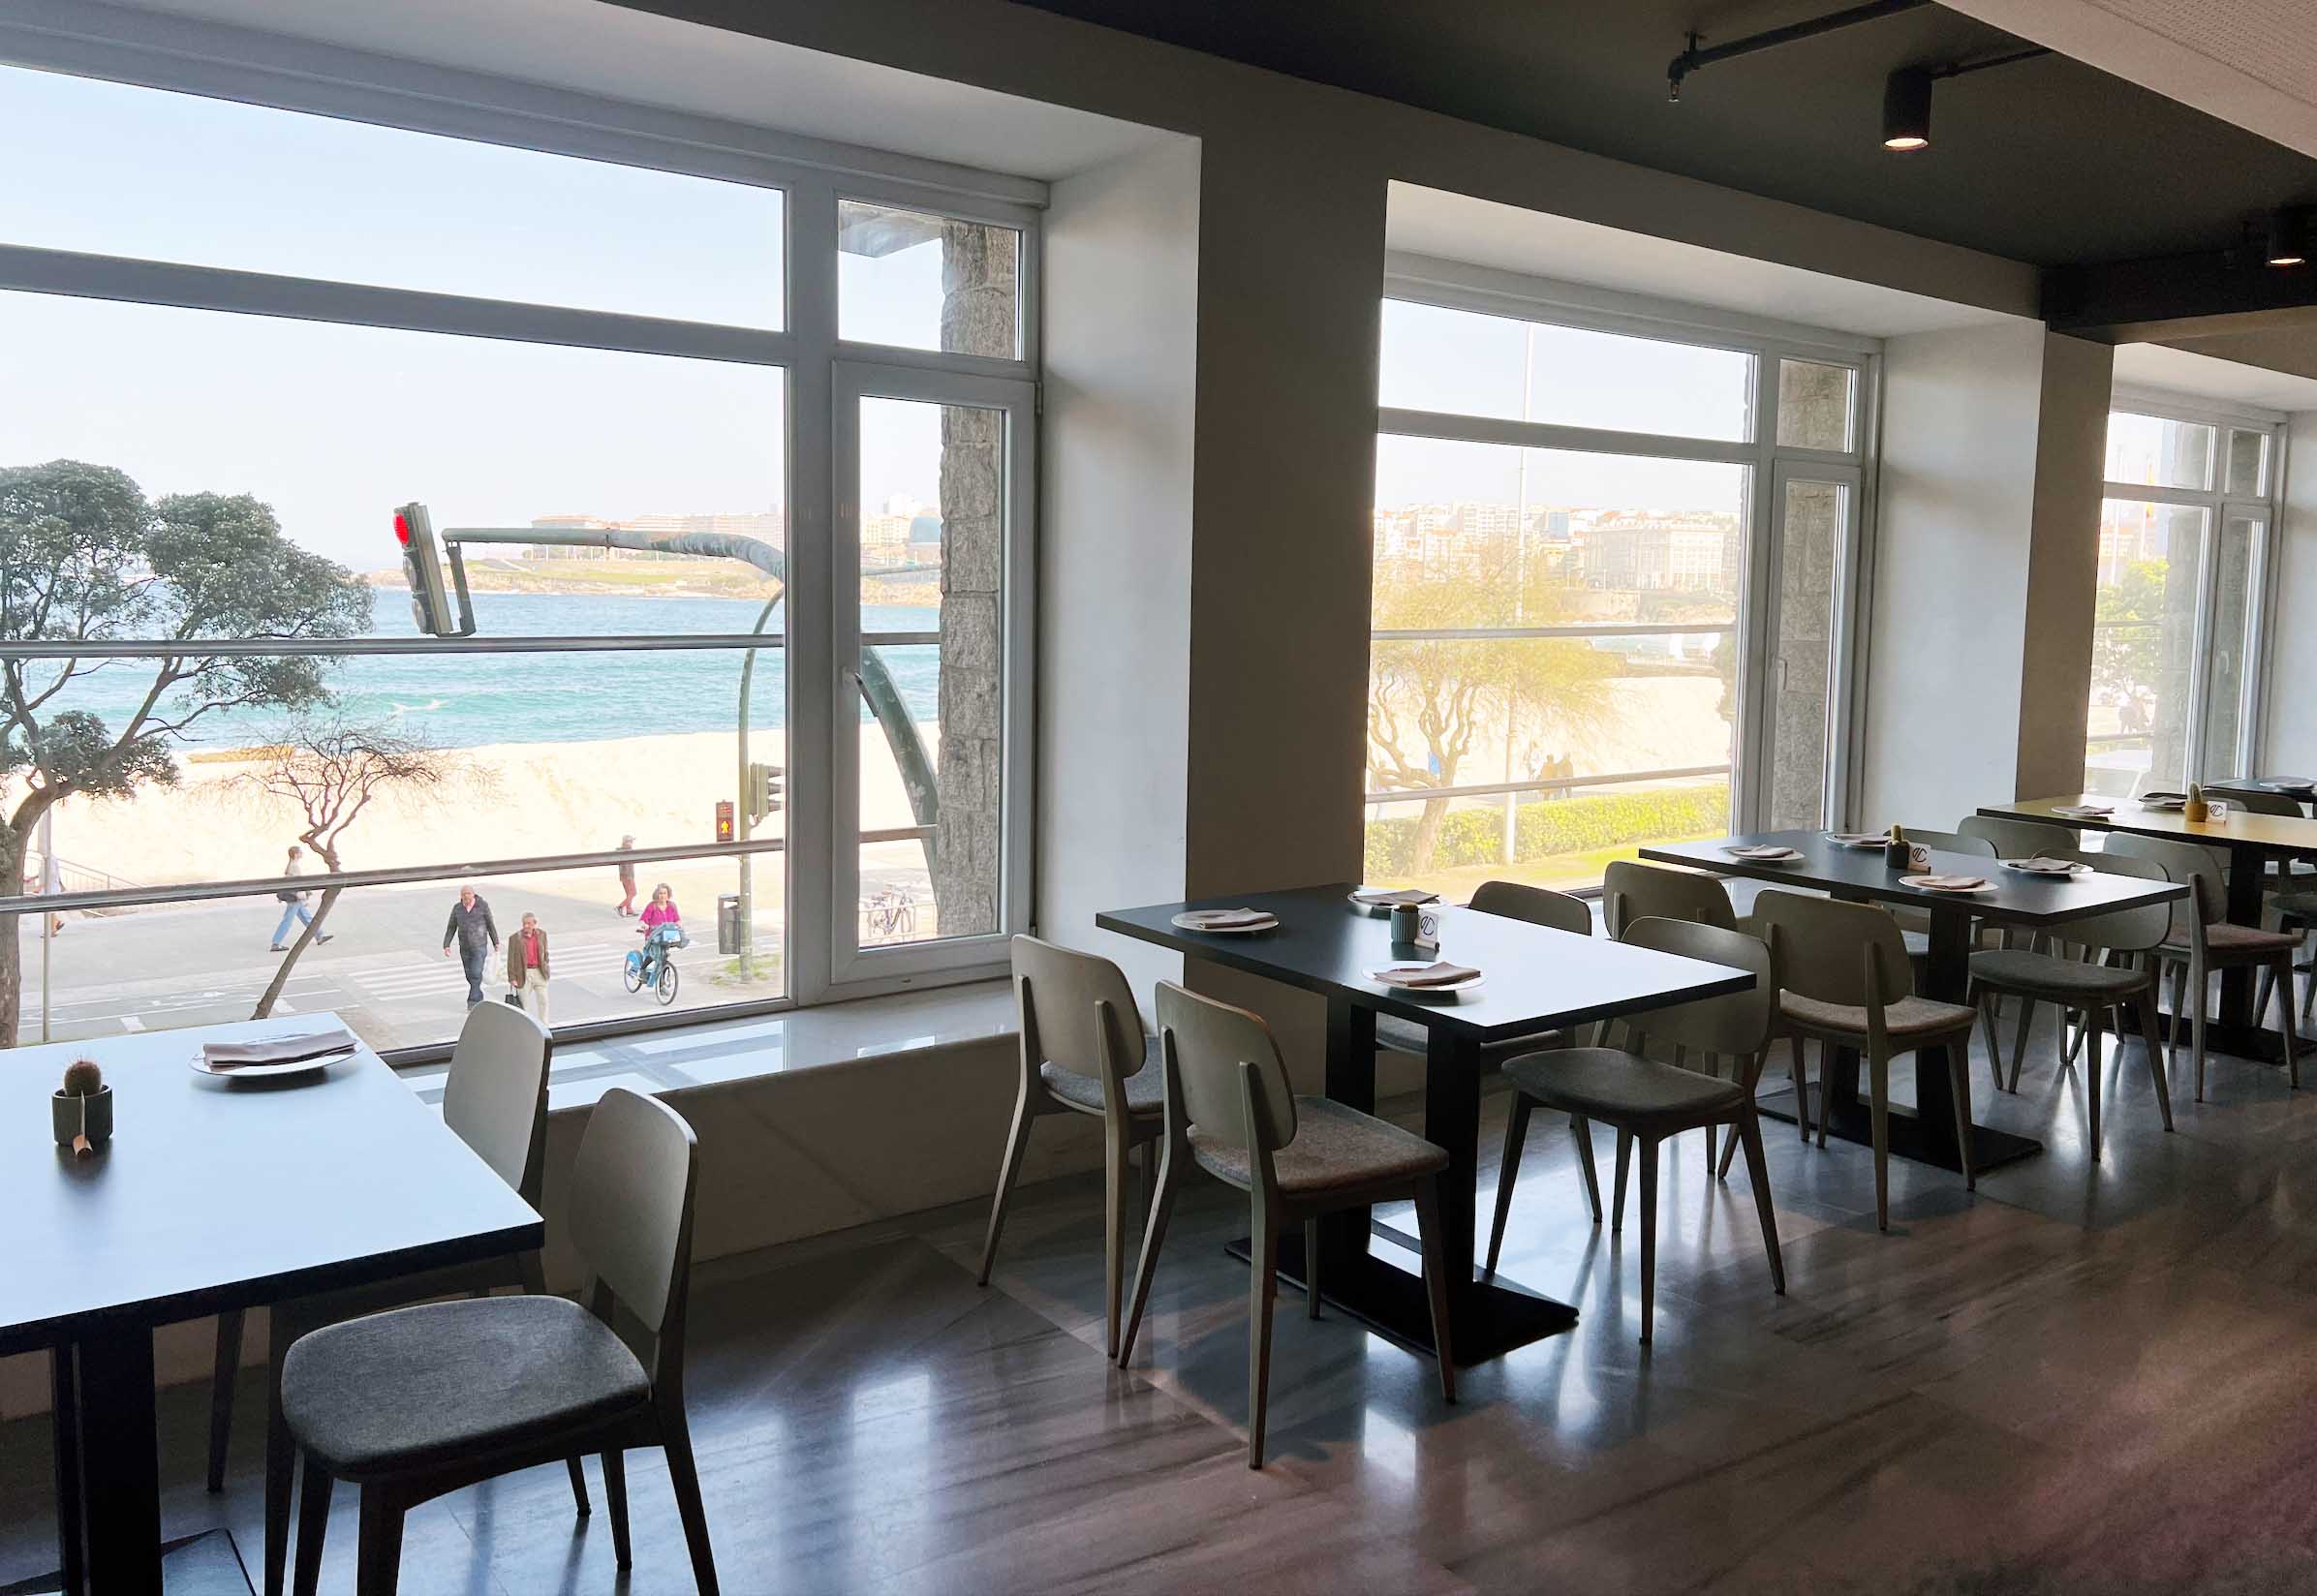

1379,299,1753,442
1768,478,1846,829
855,396,1007,944
2226,428,2271,497
1374,435,1747,629
2104,412,2215,492
2087,500,2210,795
0,292,787,638
0,65,785,328
1362,775,1733,897
2200,513,2262,782
839,201,1021,356
1776,360,1856,451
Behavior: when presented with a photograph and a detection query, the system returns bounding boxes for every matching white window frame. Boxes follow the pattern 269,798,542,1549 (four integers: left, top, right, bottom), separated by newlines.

1375,254,1881,848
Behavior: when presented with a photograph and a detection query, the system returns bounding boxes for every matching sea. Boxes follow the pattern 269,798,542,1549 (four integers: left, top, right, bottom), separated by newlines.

33,592,943,752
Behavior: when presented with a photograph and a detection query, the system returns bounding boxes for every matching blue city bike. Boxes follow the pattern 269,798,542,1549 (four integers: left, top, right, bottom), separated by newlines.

624,924,684,1005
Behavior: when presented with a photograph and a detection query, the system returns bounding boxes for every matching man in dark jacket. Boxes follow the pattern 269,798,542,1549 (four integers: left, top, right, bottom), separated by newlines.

441,884,500,1005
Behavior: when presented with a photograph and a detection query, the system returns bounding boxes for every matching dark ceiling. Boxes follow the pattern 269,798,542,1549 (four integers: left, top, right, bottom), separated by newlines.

1009,0,2317,270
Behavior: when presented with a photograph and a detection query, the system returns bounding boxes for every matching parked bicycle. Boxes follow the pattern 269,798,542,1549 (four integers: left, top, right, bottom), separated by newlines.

863,884,916,941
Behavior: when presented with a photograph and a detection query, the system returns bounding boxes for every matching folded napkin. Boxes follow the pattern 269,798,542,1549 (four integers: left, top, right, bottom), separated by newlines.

1351,887,1439,906
2002,857,2077,875
1911,874,1988,892
1374,960,1480,988
1178,907,1271,929
2054,804,2113,817
1726,844,1800,860
201,1028,358,1069
1826,832,1884,846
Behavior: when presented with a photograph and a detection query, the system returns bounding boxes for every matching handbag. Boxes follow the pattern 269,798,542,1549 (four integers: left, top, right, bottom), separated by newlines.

276,889,301,903
502,989,523,1007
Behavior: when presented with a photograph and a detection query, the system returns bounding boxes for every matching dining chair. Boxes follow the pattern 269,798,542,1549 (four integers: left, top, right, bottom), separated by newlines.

1374,880,1591,1066
2216,787,2317,888
283,1088,715,1596
1117,981,1456,1466
1964,847,2175,1157
2256,888,2317,1031
1958,813,2079,859
1485,917,1784,1341
1752,890,1979,1230
201,1002,575,1596
2103,833,2302,1101
979,935,1163,1361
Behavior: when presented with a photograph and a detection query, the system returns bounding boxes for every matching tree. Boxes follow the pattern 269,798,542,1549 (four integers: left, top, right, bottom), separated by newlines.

1367,539,1617,875
232,713,488,1018
2090,557,2169,719
0,461,370,1044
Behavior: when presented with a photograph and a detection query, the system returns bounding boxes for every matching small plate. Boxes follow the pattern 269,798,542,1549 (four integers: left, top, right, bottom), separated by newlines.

1725,844,1803,862
189,1049,352,1080
1171,910,1278,935
1825,833,1886,848
1367,967,1485,994
1900,875,1997,894
2001,857,2088,875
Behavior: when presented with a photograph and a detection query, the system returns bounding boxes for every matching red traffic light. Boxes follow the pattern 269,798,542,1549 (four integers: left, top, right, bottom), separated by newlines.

393,511,413,546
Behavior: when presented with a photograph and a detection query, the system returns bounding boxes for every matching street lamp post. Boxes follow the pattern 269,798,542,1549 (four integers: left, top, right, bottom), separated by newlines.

734,594,779,982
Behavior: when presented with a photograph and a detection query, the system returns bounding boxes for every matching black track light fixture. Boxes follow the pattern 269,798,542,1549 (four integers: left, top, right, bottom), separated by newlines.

2266,205,2310,268
1880,66,1932,150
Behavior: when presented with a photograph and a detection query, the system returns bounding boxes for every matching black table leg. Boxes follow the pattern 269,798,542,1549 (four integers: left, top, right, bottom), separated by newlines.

73,1325,164,1596
2221,841,2266,1031
1317,995,1376,1283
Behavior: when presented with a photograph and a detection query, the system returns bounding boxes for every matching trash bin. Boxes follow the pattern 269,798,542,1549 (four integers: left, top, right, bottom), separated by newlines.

717,893,743,956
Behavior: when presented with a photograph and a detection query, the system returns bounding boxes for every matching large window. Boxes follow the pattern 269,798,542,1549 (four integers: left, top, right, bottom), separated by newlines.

1367,277,1871,894
0,51,1036,1056
2085,401,2280,795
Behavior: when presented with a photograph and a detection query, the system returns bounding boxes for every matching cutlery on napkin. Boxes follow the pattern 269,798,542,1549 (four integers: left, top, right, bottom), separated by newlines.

1911,874,1988,891
1375,960,1480,987
1178,908,1273,928
1351,887,1439,906
201,1028,358,1070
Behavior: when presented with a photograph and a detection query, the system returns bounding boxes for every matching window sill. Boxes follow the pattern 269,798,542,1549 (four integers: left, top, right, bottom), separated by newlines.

400,981,1016,1112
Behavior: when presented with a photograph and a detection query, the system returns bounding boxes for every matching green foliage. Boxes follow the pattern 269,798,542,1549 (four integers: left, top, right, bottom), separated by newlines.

2090,558,2169,711
1365,783,1729,877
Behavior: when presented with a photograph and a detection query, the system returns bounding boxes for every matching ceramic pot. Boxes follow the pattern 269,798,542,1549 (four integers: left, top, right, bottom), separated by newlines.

52,1086,112,1150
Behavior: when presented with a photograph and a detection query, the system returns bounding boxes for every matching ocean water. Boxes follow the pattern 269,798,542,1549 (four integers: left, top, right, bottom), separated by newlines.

32,593,942,751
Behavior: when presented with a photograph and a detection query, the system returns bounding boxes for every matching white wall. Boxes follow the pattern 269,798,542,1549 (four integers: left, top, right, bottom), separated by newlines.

2269,412,2317,776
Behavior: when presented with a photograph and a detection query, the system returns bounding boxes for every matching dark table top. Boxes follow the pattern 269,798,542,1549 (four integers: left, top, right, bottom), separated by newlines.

1641,831,2184,927
0,1015,542,1355
1097,883,1753,1044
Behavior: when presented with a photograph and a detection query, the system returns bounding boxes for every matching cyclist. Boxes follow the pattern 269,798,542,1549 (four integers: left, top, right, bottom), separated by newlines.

637,882,686,978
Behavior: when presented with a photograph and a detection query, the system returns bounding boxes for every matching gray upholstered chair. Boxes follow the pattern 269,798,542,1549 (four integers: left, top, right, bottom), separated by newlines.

201,1001,573,1596
1958,813,2080,859
979,935,1163,1361
283,1088,716,1596
1374,879,1591,1065
1965,847,2175,1157
1487,917,1784,1341
2258,890,2317,1031
1753,889,1979,1230
2104,833,2302,1100
1118,981,1455,1466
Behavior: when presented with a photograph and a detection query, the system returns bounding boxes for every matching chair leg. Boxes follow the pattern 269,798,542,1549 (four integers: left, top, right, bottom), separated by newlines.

2165,959,2188,1086
2085,1014,2103,1162
1869,1048,1892,1232
1736,1107,1784,1295
2008,995,2037,1094
1117,1141,1180,1367
206,1308,243,1493
1977,993,2004,1096
663,1408,721,1596
2136,992,2175,1131
354,1486,403,1596
1410,1178,1458,1402
1636,1136,1660,1343
2191,953,2209,1104
975,1090,1038,1288
1246,1222,1279,1468
1487,1091,1533,1274
1789,1033,1815,1144
291,1456,331,1596
1568,1114,1604,1222
2302,958,2315,1026
602,1449,631,1569
2278,957,2302,1090
1102,1116,1130,1362
1139,1136,1161,1220
1303,1219,1321,1319
566,1457,591,1519
1701,1120,1715,1179
2258,966,2277,1031
1612,1129,1633,1233
265,1323,297,1596
1948,1035,1977,1192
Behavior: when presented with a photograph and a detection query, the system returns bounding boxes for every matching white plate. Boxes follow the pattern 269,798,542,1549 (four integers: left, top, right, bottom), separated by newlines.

1366,968,1485,994
1900,875,1998,895
1171,911,1278,935
1344,889,1439,909
1724,845,1802,862
1825,833,1885,848
2001,857,2088,875
188,1049,353,1080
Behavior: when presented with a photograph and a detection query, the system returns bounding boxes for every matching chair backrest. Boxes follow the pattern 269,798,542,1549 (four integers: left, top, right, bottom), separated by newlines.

1750,889,1913,1006
2100,832,2219,939
441,1000,552,1205
1012,934,1143,1085
568,1087,699,1340
1618,917,1776,1057
1155,980,1297,1154
1900,826,1996,859
1468,879,1593,936
2032,846,2176,953
1959,813,2077,858
1601,859,1736,938
2214,786,2303,816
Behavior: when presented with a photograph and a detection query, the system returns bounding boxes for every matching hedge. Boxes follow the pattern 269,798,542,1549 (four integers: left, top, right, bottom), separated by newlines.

1364,783,1730,877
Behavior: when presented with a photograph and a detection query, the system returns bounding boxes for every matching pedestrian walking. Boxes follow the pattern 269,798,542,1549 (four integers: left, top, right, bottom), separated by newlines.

441,884,500,1005
615,834,638,917
269,845,333,951
507,910,551,1027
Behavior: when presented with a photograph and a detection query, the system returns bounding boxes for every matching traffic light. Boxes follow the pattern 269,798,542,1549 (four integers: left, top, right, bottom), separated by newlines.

392,503,458,636
746,761,785,824
715,800,734,844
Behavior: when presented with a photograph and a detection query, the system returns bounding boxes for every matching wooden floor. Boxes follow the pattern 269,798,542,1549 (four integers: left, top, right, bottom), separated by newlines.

6,1005,2317,1594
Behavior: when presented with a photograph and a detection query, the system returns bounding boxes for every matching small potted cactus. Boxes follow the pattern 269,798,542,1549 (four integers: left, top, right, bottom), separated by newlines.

52,1058,111,1157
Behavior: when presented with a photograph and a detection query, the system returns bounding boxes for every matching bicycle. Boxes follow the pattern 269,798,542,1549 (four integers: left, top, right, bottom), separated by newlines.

623,924,683,1005
863,884,916,941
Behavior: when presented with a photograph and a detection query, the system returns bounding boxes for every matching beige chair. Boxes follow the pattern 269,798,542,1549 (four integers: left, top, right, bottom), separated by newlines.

2257,890,2317,1029
284,1088,716,1596
1753,890,1979,1230
1117,982,1456,1466
2104,833,2302,1100
1487,918,1784,1341
1959,813,2080,859
1965,847,2175,1157
1375,880,1591,1066
201,1002,573,1596
979,935,1163,1361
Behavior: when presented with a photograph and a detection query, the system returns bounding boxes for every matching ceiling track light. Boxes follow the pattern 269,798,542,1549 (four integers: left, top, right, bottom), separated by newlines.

2265,205,2311,268
1880,67,1932,150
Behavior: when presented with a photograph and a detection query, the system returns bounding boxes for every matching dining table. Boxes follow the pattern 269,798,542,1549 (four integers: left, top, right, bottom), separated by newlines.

1,1015,542,1596
1981,794,2317,1063
1640,831,2185,1173
1097,883,1755,1365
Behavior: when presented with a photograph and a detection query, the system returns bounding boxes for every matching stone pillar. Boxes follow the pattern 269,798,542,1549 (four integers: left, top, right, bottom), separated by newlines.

931,222,1017,936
